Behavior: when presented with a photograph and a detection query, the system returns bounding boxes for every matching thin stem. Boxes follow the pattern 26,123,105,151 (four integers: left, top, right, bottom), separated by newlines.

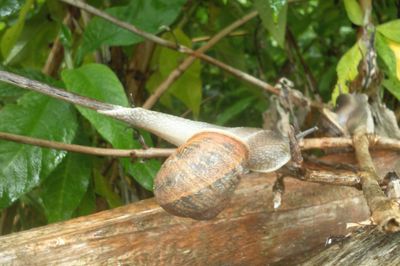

192,30,249,43
43,12,74,76
0,132,174,158
143,11,259,109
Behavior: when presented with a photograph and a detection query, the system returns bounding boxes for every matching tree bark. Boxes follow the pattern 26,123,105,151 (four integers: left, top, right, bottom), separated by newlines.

0,177,369,265
301,226,400,265
0,151,398,265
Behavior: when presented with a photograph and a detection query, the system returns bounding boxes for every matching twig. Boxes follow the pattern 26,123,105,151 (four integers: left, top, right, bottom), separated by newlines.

0,132,174,158
60,0,280,96
197,52,279,95
300,137,353,150
0,132,360,188
43,13,73,76
302,169,360,186
286,29,320,101
126,41,155,106
142,11,258,109
300,136,400,151
352,132,400,232
192,30,249,43
0,70,115,111
3,126,400,160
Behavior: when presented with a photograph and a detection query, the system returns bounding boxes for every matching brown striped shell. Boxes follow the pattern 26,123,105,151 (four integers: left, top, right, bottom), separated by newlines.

154,131,249,220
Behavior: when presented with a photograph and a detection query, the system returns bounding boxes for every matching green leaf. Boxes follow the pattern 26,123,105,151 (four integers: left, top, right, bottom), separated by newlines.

343,0,363,26
41,152,91,223
60,24,73,49
74,183,96,217
215,39,246,73
383,78,400,100
128,159,162,191
269,0,287,22
61,64,157,190
62,64,135,147
377,20,400,43
2,11,58,67
387,41,400,81
46,0,66,22
216,97,254,125
147,29,202,116
254,0,288,47
81,0,186,55
1,0,34,58
376,33,398,80
93,170,122,208
0,92,78,209
332,42,362,102
0,0,24,18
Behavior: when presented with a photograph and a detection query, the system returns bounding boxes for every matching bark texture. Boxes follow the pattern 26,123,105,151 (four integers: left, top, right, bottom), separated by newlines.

0,151,398,265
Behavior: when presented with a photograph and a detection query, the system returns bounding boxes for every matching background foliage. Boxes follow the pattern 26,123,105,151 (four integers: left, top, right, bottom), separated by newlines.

0,0,399,234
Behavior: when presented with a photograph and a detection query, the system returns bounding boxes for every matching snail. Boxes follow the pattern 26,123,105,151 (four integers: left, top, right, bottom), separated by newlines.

0,70,291,220
100,107,291,220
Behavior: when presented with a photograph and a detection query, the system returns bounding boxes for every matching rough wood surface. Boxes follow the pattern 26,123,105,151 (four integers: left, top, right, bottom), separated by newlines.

0,151,398,265
0,177,369,265
301,226,400,265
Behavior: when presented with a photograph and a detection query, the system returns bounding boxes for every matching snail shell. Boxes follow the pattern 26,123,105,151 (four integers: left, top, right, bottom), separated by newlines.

154,131,249,220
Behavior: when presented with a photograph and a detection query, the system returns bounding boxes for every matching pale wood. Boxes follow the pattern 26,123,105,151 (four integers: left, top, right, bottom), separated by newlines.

0,151,398,265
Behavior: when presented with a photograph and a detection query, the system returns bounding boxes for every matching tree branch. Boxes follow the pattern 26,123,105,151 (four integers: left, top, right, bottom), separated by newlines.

352,133,400,232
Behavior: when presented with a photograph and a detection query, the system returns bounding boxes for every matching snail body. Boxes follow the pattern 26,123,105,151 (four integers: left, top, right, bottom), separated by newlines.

100,107,291,219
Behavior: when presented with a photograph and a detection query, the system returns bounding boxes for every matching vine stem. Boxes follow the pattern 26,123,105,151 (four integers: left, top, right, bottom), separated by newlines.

142,11,259,109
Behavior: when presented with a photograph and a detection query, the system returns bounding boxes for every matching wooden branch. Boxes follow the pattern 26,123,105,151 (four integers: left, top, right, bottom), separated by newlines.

0,151,397,264
352,133,400,232
142,11,258,109
0,173,370,265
